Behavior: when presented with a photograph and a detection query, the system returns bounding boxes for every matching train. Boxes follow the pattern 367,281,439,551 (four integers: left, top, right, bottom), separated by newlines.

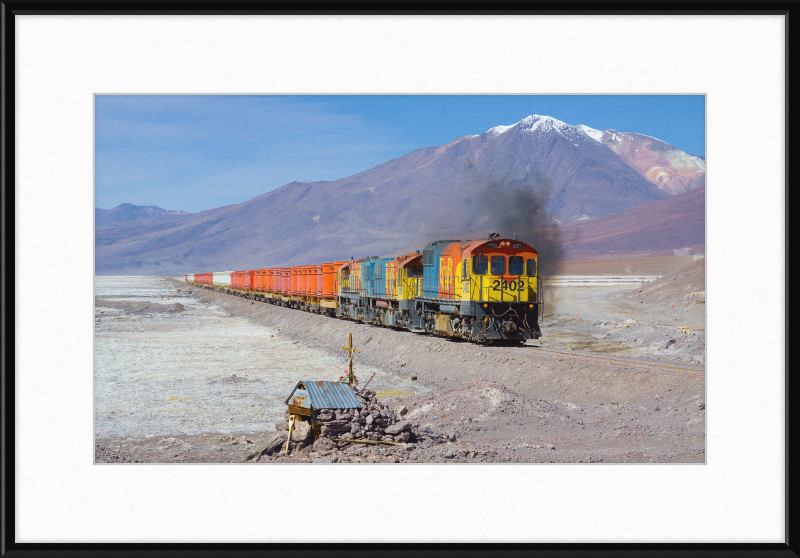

185,234,543,344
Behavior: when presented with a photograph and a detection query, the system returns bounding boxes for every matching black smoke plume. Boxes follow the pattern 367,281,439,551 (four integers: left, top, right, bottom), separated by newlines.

477,177,564,276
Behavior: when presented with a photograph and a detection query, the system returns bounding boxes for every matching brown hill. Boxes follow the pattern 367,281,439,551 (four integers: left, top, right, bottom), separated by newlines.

560,186,705,259
602,131,705,195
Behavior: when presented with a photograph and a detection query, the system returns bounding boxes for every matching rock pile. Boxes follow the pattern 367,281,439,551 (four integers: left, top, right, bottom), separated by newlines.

256,387,450,458
312,388,415,444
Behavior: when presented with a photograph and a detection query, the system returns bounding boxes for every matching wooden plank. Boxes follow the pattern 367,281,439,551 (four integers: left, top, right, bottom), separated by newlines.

288,405,311,416
242,433,283,462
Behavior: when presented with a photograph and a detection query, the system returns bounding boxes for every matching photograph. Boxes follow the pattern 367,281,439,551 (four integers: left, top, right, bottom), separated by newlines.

94,94,707,465
8,7,789,549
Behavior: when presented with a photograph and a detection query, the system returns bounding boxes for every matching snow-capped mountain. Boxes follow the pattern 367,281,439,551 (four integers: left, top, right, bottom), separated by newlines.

485,114,602,142
482,114,705,195
96,114,704,275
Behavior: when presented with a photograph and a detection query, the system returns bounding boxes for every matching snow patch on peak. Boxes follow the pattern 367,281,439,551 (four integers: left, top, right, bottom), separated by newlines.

518,114,568,128
516,115,570,137
485,124,514,136
577,124,603,142
485,114,570,138
626,131,667,144
483,114,607,143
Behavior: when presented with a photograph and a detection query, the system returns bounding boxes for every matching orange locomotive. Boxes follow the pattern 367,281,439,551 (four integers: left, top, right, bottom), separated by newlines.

185,233,542,344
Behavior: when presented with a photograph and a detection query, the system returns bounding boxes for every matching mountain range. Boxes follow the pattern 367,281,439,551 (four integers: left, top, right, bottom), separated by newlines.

96,203,191,225
95,114,705,275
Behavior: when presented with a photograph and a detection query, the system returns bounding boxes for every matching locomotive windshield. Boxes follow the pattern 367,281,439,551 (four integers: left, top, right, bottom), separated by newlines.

473,254,488,275
508,256,524,276
526,258,537,277
490,255,506,275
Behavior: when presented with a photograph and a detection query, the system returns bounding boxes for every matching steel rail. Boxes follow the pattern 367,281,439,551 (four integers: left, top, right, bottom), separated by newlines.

513,346,705,373
505,346,705,377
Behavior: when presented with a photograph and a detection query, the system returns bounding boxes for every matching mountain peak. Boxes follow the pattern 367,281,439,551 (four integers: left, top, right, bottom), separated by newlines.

476,115,703,194
485,114,567,136
485,114,604,143
518,114,568,127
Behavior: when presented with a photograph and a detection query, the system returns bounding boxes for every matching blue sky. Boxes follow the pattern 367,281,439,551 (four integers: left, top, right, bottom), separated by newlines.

95,95,705,213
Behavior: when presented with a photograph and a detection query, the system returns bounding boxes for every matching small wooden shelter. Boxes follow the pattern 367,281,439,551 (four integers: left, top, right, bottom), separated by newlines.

284,380,363,444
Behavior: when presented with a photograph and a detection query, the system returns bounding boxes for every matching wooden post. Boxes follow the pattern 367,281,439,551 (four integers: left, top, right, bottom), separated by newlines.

243,432,283,462
348,333,354,384
341,333,361,385
284,415,296,456
358,372,377,394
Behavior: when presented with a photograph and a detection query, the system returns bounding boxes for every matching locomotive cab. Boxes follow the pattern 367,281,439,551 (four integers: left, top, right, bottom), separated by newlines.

458,236,542,342
466,240,539,303
404,236,543,342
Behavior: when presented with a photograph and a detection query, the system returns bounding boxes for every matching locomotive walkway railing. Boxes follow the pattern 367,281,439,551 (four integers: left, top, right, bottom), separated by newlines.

413,275,461,301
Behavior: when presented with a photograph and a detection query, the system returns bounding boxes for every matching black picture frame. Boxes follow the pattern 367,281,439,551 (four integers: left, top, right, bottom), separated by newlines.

1,2,795,557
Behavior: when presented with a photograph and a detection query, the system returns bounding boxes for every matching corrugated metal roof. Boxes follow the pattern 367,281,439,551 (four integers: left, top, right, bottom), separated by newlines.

285,381,362,410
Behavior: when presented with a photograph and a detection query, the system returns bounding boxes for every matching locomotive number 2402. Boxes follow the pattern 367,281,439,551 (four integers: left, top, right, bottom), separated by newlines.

491,279,519,291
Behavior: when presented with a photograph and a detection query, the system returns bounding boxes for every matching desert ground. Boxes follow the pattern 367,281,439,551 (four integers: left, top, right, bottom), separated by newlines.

95,257,705,464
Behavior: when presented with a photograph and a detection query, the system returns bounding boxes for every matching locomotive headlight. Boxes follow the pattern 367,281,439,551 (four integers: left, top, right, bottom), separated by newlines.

529,304,534,308
483,303,488,308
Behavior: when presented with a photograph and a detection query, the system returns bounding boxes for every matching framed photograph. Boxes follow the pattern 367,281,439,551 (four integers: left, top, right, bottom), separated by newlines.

3,3,794,555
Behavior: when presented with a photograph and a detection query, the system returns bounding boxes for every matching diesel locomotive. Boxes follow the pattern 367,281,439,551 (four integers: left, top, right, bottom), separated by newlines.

186,234,543,344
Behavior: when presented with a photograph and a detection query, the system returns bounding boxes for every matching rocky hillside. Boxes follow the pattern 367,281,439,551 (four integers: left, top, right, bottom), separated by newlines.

601,130,706,194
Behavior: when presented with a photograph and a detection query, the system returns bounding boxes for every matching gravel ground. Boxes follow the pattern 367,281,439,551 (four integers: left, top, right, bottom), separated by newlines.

94,277,428,441
95,262,705,464
611,257,706,331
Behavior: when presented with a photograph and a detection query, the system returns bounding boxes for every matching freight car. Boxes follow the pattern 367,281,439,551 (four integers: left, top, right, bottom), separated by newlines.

186,234,543,344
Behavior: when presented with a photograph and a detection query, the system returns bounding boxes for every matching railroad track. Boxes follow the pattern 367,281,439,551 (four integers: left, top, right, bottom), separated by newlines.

504,345,705,377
